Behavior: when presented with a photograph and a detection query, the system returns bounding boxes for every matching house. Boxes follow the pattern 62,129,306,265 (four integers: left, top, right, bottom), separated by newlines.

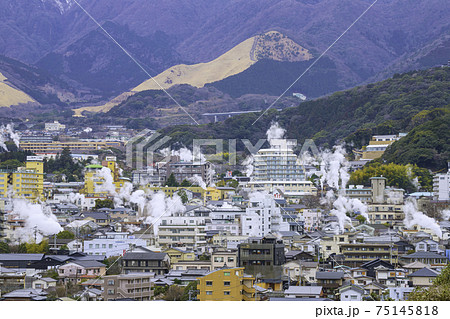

0,266,26,294
75,287,103,301
197,267,256,301
284,286,324,299
1,288,48,301
360,258,395,278
285,250,315,262
32,277,57,290
363,281,388,297
211,249,238,269
315,271,345,300
283,260,318,284
403,261,431,274
400,251,448,267
339,285,365,301
407,267,439,287
414,239,443,254
171,260,211,271
389,287,415,300
57,260,106,283
102,273,154,301
0,254,44,269
166,268,209,286
164,247,195,264
81,212,110,227
122,250,170,275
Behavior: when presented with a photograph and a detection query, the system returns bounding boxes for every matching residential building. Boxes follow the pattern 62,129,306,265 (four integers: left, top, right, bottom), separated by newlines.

284,286,324,299
32,277,57,290
0,156,44,201
355,134,405,160
84,232,147,257
58,260,106,283
433,164,450,201
45,121,66,131
102,273,154,301
339,285,365,301
122,250,170,275
315,271,345,300
197,267,256,301
400,251,449,267
20,140,118,154
283,260,318,284
158,210,209,249
407,267,439,287
164,247,196,264
340,242,399,267
171,260,211,271
81,157,127,197
211,249,238,269
1,288,48,301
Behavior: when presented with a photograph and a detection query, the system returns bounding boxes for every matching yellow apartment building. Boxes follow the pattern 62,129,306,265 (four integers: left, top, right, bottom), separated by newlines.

0,156,44,201
197,267,256,301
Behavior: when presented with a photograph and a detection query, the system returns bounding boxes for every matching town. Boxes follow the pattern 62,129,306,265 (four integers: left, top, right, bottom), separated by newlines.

0,121,448,302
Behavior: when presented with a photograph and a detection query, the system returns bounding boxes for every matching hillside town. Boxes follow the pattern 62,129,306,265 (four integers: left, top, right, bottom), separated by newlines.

0,121,448,301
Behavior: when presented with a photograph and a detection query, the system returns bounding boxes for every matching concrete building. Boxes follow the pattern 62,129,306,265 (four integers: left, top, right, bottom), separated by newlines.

45,121,66,131
102,273,154,301
211,249,238,269
248,139,316,195
122,250,170,275
0,156,44,201
83,232,147,257
433,165,450,201
197,267,256,301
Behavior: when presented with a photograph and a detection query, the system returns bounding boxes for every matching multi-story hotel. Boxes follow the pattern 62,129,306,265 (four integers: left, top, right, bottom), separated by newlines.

248,139,316,194
0,156,44,201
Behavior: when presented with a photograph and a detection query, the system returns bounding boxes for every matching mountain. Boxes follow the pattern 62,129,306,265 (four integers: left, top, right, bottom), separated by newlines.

0,0,448,102
157,67,450,170
72,31,312,116
0,72,36,108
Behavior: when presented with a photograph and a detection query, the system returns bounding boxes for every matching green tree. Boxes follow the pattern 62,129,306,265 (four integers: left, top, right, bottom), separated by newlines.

0,241,10,253
56,230,75,239
177,190,188,204
0,159,23,170
182,281,198,301
103,256,122,275
94,198,114,209
408,264,450,300
355,215,366,224
165,173,179,187
163,285,184,301
25,240,50,253
180,179,192,187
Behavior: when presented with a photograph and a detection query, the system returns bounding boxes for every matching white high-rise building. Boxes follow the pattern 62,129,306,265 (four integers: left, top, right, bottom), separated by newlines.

248,139,316,194
433,164,450,201
241,194,288,237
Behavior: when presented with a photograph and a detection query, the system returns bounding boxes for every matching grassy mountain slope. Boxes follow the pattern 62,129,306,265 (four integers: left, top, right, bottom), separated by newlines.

0,72,36,107
72,31,311,116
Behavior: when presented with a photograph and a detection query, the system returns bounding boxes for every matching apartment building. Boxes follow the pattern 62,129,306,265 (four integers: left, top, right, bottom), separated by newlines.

81,157,127,196
340,243,399,267
158,209,210,249
122,250,170,275
211,249,238,269
84,232,147,257
197,267,256,301
102,273,154,301
433,164,450,201
238,235,285,268
0,156,44,201
19,140,114,154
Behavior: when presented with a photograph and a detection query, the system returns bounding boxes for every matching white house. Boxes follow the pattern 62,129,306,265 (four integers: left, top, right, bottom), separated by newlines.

84,232,147,257
339,285,365,301
284,286,323,299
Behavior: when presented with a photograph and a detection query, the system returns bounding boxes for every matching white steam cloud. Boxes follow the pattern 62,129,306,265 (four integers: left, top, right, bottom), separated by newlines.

403,198,442,238
11,199,62,243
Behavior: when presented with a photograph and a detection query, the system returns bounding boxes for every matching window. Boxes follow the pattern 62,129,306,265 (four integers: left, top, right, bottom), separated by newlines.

224,281,230,286
108,289,115,295
206,281,213,286
224,291,230,295
206,291,213,295
224,272,230,276
108,280,115,285
228,257,234,263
